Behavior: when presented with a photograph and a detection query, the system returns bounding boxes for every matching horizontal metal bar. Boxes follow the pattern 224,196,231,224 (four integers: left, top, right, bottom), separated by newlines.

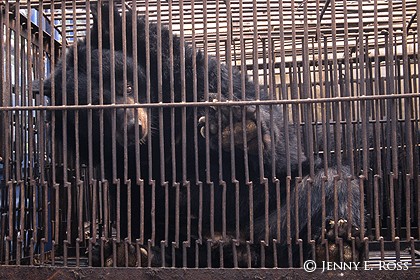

1,93,420,111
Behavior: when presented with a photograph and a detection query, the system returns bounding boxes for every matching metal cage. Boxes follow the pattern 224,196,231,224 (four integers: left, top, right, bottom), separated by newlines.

0,0,419,277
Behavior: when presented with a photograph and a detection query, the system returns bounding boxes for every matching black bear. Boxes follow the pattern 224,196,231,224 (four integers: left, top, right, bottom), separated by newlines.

43,3,363,267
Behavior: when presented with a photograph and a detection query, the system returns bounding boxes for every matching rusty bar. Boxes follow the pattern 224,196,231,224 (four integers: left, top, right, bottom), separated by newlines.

121,0,132,246
219,0,228,250
0,0,3,205
167,0,176,253
342,0,355,175
96,0,109,241
188,0,197,251
372,2,383,244
85,0,97,250
57,0,69,253
401,0,414,177
252,0,265,194
4,0,13,251
290,0,303,190
388,1,399,178
130,0,144,248
374,175,380,240
342,2,356,246
13,3,24,258
46,0,60,251
302,0,314,247
176,0,183,253
0,0,419,271
225,1,235,247
70,1,83,255
405,174,412,241
201,0,212,252
107,0,121,244
331,1,342,189
2,92,420,112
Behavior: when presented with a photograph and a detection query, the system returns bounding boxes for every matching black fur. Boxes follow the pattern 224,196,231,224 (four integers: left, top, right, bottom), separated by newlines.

43,3,363,267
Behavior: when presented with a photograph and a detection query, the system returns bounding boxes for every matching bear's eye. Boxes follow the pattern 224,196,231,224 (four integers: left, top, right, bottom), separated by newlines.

127,84,133,94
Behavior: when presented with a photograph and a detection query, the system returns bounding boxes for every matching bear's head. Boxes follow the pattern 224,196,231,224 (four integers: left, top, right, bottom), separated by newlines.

42,4,149,149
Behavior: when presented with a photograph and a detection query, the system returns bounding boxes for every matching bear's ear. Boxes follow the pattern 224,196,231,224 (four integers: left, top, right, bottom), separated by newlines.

90,2,124,51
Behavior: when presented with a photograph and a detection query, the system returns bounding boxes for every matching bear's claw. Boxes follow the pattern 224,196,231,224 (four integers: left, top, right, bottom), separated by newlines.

198,94,263,154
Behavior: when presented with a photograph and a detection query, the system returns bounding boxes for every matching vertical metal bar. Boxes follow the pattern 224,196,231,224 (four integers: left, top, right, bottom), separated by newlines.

85,0,97,251
238,0,248,246
167,0,176,252
202,0,213,249
373,175,381,239
179,0,188,257
27,3,34,255
97,0,109,241
343,1,357,246
261,39,267,93
290,0,302,263
186,0,197,256
0,2,2,190
223,0,231,255
301,0,314,247
59,0,70,250
277,0,290,249
387,1,398,178
168,0,177,254
401,0,413,241
155,0,166,193
395,236,401,262
70,0,83,254
250,0,260,248
263,0,273,248
34,0,42,257
290,0,302,180
156,0,166,250
13,0,21,240
390,1,400,240
417,0,420,241
13,4,25,261
107,0,121,243
315,0,328,247
0,5,4,264
47,0,60,257
0,7,3,263
25,0,35,259
131,0,144,248
35,1,47,251
342,0,355,177
121,0,132,247
145,0,155,247
356,3,370,253
3,1,13,263
214,0,222,248
265,1,281,258
97,0,104,179
372,0,383,220
331,0,342,189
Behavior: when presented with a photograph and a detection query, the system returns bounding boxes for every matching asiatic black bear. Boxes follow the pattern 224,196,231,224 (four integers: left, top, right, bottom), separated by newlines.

43,3,363,267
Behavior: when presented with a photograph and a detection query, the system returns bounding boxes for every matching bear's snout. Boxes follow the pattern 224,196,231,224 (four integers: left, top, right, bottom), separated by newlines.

115,107,148,147
127,108,148,141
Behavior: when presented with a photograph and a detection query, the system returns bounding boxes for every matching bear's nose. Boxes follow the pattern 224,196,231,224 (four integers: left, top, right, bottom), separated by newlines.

127,117,144,140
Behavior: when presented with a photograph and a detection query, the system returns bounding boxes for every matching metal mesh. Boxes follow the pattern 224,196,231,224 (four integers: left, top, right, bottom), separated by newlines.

0,0,419,271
